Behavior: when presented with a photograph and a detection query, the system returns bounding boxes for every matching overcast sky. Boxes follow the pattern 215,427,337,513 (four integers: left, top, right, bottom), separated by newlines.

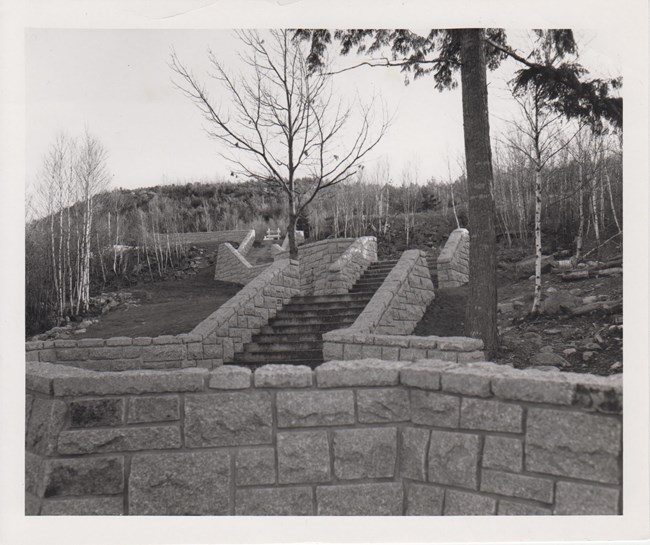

25,28,622,192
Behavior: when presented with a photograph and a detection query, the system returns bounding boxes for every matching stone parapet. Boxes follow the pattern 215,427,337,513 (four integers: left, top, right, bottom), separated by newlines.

351,249,434,335
25,359,622,516
193,258,300,364
273,238,363,295
214,242,269,284
437,228,470,288
26,259,300,371
321,236,377,295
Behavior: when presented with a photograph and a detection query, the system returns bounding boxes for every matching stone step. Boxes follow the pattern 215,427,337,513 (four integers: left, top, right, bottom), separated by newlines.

233,350,323,363
289,294,372,305
269,315,357,326
260,322,353,334
244,340,322,352
253,333,322,343
348,288,381,295
274,308,362,319
229,359,324,370
280,302,368,313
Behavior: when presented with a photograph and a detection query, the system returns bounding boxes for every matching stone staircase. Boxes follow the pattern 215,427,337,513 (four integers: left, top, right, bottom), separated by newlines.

231,259,399,369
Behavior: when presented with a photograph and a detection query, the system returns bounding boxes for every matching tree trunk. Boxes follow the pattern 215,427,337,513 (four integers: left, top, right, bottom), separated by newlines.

459,29,499,355
288,190,298,259
575,163,585,262
531,167,543,314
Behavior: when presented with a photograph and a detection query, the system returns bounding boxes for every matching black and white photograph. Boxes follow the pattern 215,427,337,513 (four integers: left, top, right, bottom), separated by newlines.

1,0,649,544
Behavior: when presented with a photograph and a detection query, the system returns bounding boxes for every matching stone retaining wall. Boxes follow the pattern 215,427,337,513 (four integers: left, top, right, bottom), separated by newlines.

25,259,300,371
437,228,470,289
322,249,450,362
214,242,270,284
274,238,365,296
193,258,300,365
318,236,377,295
25,358,622,516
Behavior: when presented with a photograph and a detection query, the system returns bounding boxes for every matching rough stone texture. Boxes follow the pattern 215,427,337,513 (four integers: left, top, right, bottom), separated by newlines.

480,469,554,503
400,427,430,481
316,359,406,387
317,483,404,516
129,451,231,515
25,398,67,455
127,395,180,423
410,390,460,428
40,497,124,516
460,398,523,433
213,241,270,285
354,250,435,336
236,447,276,486
437,228,469,289
357,388,410,423
406,483,444,515
444,490,496,515
185,392,272,447
400,360,453,390
428,430,480,489
208,366,251,390
491,371,576,405
235,487,313,516
440,367,492,397
69,398,124,428
43,456,124,497
193,258,300,367
25,452,45,498
276,390,354,427
58,425,181,454
526,408,621,483
320,236,377,295
50,366,208,396
482,436,523,472
333,428,397,479
277,431,331,484
498,500,552,516
554,481,620,515
254,365,312,388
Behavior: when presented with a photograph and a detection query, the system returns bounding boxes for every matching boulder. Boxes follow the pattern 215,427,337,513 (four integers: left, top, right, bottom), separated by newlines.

540,290,582,315
515,255,558,278
528,353,570,367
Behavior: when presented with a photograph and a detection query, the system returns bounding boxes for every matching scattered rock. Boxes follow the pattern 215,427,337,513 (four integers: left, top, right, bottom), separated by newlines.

539,345,554,353
512,300,524,309
544,328,562,335
582,351,595,362
534,365,561,372
569,288,582,296
522,332,542,344
609,361,622,371
515,255,558,278
584,342,601,351
563,348,577,357
540,290,582,315
497,302,515,313
582,296,598,304
529,352,570,367
546,287,557,293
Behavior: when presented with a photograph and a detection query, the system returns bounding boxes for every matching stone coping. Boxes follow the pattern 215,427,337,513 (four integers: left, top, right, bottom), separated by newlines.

27,359,622,413
437,228,469,264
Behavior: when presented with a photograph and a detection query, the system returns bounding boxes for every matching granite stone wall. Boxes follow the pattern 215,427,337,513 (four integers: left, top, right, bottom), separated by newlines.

437,228,470,289
273,238,371,296
25,259,300,371
322,249,449,362
213,242,270,284
25,358,622,516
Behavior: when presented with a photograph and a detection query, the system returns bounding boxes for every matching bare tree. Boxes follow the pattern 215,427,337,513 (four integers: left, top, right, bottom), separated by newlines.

171,29,390,258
